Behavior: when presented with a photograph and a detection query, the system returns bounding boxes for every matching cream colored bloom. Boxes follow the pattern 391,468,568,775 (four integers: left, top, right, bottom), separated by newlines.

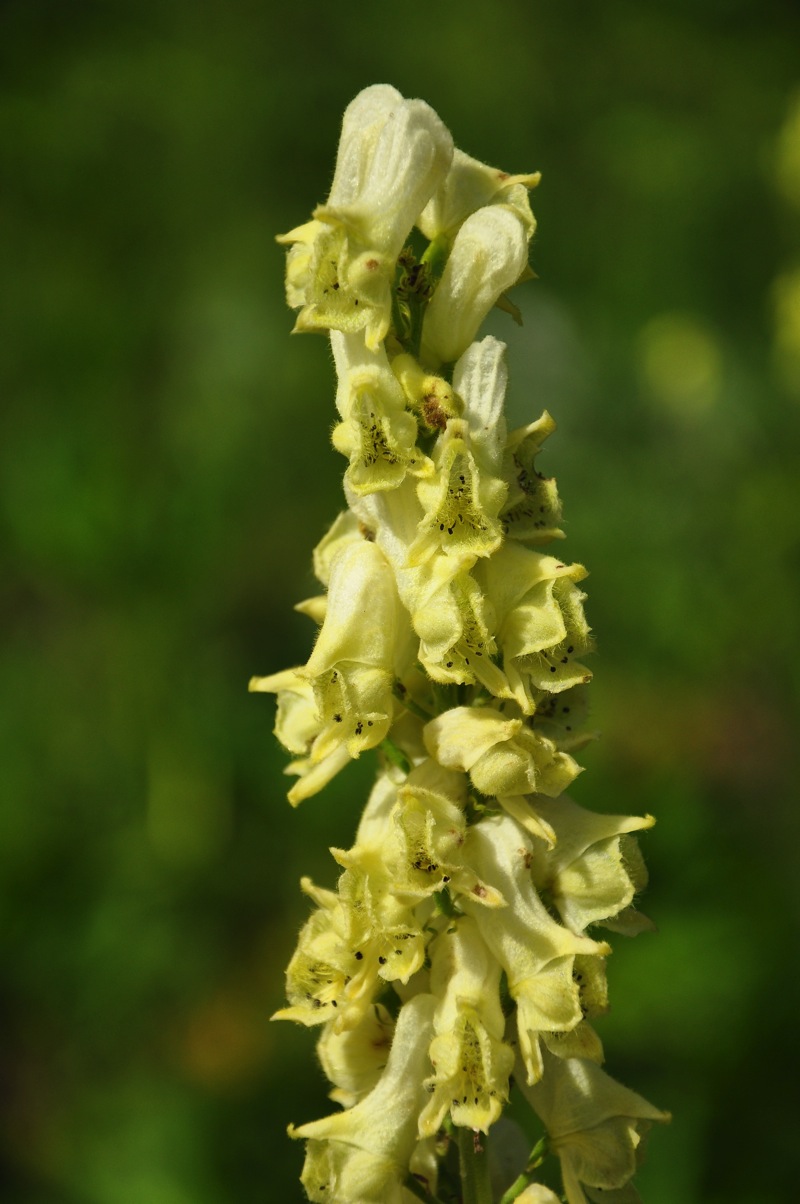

330,332,433,494
531,796,655,934
380,764,505,908
291,994,436,1204
275,877,366,1028
344,471,489,682
517,1049,670,1204
311,509,364,588
390,352,462,430
478,542,593,713
302,539,398,761
424,705,581,803
415,570,512,696
408,417,507,565
419,917,514,1135
276,851,426,1032
421,205,529,366
278,87,452,350
457,816,608,1084
452,336,509,480
329,847,428,989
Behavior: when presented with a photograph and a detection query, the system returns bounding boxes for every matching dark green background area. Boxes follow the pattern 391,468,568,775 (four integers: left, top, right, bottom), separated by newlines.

2,1,799,1201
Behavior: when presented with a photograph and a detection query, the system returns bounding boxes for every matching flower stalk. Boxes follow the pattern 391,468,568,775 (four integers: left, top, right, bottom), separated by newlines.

254,84,669,1204
458,1126,493,1204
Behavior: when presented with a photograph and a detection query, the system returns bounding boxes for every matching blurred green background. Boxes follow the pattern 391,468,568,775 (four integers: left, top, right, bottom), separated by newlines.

2,1,799,1201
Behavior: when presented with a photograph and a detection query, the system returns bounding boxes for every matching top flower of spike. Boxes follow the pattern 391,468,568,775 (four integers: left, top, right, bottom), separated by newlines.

276,85,540,355
277,85,453,350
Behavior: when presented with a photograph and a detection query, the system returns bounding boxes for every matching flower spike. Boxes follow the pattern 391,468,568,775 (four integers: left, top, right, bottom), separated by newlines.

258,84,667,1204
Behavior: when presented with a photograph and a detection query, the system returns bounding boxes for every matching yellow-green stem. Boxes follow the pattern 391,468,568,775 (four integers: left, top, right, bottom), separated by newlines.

457,1126,493,1204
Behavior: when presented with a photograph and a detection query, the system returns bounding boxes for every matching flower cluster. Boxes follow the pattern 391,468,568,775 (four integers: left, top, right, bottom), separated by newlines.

255,85,668,1204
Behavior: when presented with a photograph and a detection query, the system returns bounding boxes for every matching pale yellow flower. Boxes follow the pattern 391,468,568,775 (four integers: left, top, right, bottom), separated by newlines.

531,796,655,934
419,917,514,1135
518,1050,670,1204
278,87,453,350
457,816,608,1084
291,994,437,1204
424,705,581,805
477,542,593,714
301,539,399,762
317,1002,394,1108
330,332,433,494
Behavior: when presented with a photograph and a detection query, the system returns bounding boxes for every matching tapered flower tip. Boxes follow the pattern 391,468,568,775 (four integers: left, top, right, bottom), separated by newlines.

421,205,529,366
285,745,352,807
501,413,565,543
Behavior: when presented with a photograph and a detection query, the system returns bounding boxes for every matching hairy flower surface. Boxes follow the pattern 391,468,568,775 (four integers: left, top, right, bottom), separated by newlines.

259,84,667,1204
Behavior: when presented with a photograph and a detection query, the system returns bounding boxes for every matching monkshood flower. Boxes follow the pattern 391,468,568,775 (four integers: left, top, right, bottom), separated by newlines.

259,83,667,1204
457,815,609,1085
530,796,656,935
278,85,452,350
290,994,436,1204
419,917,514,1136
330,331,433,495
518,1050,670,1204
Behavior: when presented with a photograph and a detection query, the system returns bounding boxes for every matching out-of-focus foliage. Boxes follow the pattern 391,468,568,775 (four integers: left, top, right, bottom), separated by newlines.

1,1,798,1201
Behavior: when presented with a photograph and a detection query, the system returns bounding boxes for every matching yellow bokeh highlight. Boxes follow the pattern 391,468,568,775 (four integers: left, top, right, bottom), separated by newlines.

772,267,800,399
774,90,800,209
638,312,722,418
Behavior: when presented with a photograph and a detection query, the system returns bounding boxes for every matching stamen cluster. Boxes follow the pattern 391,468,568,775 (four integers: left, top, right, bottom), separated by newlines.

254,84,668,1204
